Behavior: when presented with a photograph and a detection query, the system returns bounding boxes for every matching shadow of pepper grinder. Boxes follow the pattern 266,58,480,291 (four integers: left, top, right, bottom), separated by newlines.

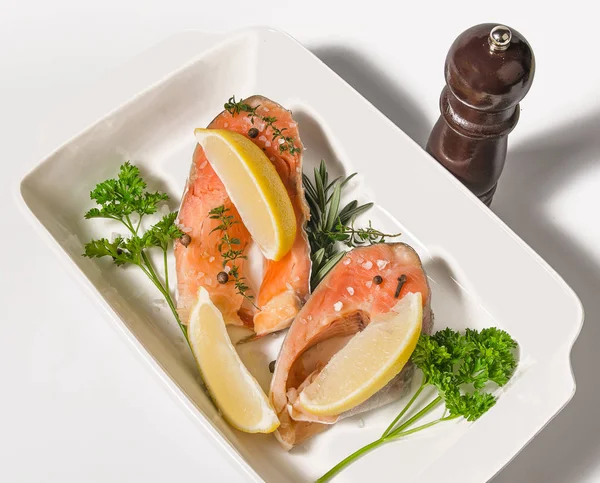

426,24,535,206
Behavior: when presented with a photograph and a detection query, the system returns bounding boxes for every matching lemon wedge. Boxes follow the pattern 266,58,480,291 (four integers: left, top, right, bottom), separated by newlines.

194,128,296,261
188,287,279,433
298,292,423,417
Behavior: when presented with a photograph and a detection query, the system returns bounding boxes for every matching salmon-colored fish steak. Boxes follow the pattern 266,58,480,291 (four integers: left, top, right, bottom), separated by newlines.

270,243,432,449
175,96,311,334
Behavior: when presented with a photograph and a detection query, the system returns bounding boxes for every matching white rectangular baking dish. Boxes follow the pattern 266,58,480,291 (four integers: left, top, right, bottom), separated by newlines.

19,28,583,482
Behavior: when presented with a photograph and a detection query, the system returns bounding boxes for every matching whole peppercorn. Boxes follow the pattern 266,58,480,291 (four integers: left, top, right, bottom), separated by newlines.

180,234,191,247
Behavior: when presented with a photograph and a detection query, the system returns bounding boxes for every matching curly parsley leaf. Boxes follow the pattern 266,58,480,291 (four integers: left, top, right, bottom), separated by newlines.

84,162,169,221
82,162,187,339
144,212,184,251
318,327,518,482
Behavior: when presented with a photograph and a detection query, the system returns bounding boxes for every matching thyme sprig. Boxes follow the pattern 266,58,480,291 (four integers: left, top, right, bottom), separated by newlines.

208,205,257,307
224,95,259,118
223,96,301,155
303,160,401,289
324,220,401,248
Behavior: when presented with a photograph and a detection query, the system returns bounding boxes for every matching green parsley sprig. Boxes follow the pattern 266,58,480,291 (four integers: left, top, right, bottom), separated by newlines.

303,160,400,290
224,96,301,155
208,205,256,307
317,327,518,482
83,162,187,338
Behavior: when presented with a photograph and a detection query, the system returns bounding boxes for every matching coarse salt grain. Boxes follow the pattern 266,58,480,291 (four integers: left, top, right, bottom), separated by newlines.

265,141,271,148
182,226,192,233
376,259,389,270
224,122,229,128
263,107,270,112
293,276,300,282
286,283,293,290
333,301,343,312
209,256,215,263
366,281,373,288
224,266,231,273
259,135,267,142
307,315,312,321
343,258,351,265
347,287,355,295
278,138,285,145
362,261,373,270
205,277,213,286
199,161,208,169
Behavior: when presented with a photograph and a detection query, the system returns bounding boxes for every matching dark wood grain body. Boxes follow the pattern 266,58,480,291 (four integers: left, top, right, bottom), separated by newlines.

426,23,535,206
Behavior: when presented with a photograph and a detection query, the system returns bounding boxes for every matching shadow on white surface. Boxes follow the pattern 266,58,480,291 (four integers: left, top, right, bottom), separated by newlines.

310,45,600,482
492,111,600,483
311,46,431,147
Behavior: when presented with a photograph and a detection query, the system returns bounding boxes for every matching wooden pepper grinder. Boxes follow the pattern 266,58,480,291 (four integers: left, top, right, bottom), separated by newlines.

426,24,535,205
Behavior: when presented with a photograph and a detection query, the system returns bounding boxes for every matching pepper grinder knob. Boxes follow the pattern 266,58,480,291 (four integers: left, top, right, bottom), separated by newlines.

426,23,535,205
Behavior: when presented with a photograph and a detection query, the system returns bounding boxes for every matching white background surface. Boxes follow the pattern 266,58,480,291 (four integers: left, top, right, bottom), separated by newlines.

1,1,598,482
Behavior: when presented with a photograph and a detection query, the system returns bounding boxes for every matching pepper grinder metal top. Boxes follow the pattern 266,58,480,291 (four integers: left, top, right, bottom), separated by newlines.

489,25,512,51
426,23,535,206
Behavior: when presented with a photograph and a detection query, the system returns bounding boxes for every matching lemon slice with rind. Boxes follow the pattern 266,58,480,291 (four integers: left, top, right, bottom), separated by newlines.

188,287,279,433
194,128,296,261
298,292,423,417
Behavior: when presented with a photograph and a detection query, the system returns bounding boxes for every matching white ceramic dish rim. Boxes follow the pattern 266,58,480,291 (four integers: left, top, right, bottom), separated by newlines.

16,27,584,482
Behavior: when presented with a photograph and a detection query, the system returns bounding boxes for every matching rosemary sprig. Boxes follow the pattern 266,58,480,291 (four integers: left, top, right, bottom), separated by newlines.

303,160,401,289
223,96,301,155
208,205,257,307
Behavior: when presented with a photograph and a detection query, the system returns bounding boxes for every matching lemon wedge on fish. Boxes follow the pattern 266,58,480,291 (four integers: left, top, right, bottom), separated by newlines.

194,128,296,261
298,292,423,417
188,287,279,433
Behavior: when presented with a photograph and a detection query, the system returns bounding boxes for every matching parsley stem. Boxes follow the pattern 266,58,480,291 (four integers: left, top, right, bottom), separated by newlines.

315,438,385,483
381,379,426,438
385,418,444,440
141,251,161,286
139,250,188,340
123,216,136,235
386,396,443,439
316,396,444,482
135,215,143,234
163,249,170,294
